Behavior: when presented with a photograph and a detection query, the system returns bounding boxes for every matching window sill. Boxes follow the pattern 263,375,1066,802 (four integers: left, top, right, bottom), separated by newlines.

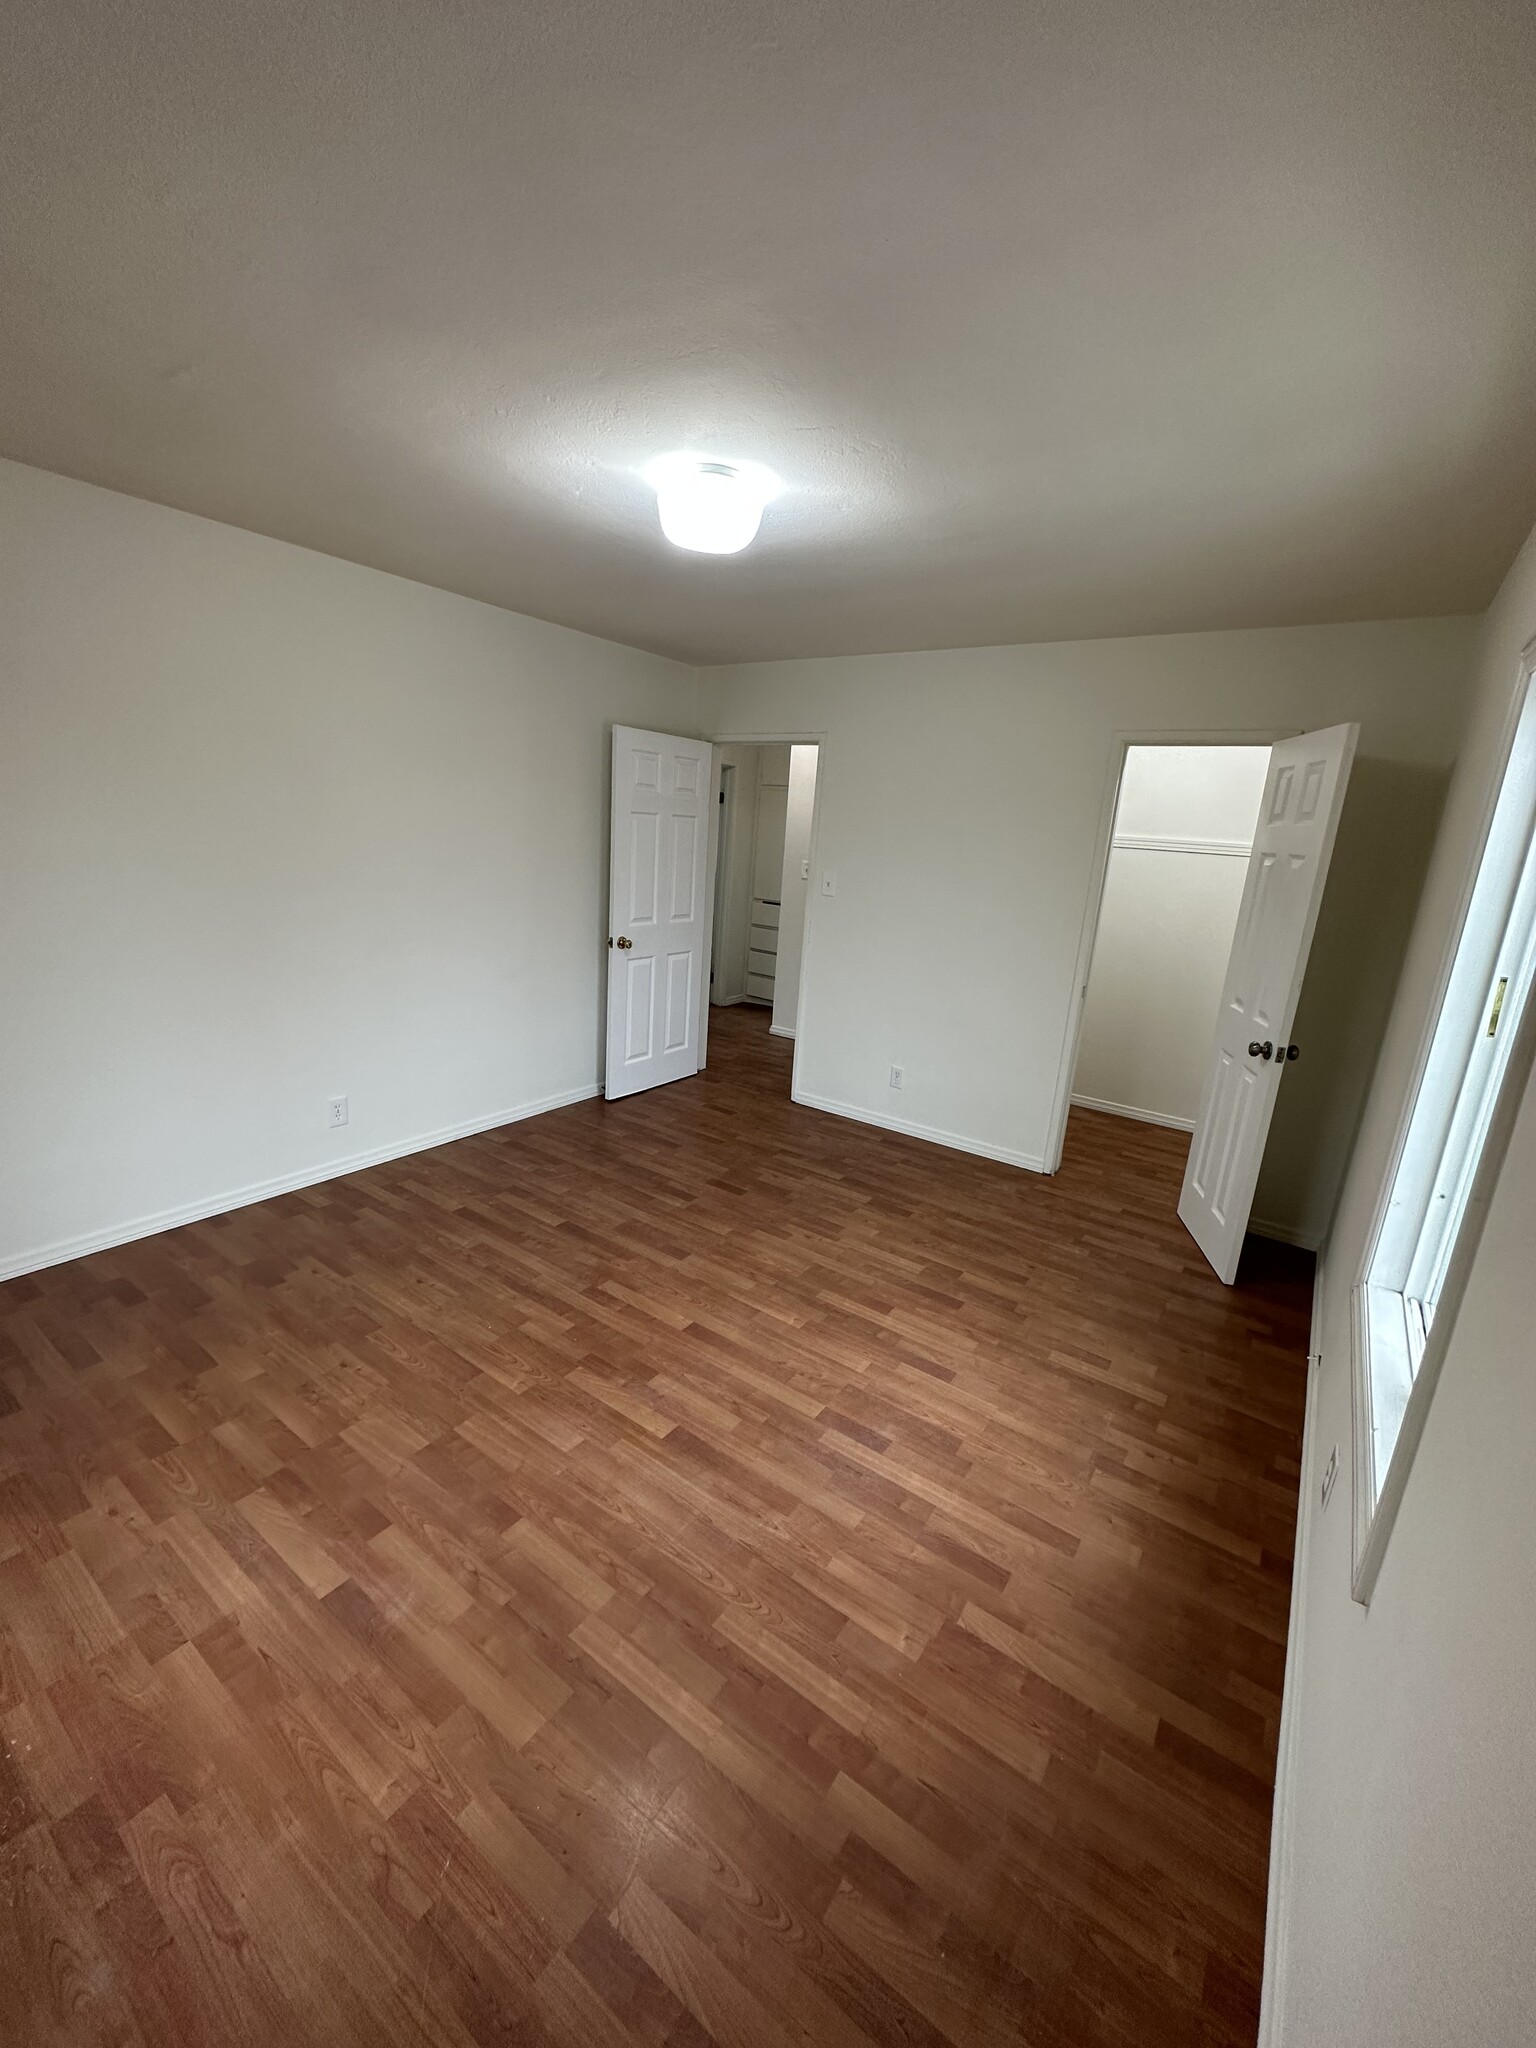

1350,1268,1472,1606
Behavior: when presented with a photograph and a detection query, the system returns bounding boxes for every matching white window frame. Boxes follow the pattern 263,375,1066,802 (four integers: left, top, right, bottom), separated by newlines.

1352,644,1536,1605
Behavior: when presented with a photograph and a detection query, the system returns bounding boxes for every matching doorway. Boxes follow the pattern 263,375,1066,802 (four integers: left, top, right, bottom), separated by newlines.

704,738,821,1088
1060,727,1359,1281
1071,744,1272,1133
603,725,821,1105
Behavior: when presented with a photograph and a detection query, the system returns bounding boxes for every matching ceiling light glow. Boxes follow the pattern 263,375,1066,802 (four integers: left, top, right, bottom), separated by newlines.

642,453,782,554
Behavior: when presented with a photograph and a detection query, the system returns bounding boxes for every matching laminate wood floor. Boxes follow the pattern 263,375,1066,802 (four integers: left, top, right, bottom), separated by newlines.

0,1005,1311,2048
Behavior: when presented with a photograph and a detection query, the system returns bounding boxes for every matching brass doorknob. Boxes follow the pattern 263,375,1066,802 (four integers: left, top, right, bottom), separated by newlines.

1248,1040,1274,1061
615,936,633,950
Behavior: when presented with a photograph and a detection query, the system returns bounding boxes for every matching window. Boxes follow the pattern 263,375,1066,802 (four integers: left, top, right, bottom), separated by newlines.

1352,651,1536,1603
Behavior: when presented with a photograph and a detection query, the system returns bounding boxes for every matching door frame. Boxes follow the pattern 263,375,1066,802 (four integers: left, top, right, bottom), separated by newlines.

698,729,828,1094
1043,724,1297,1176
709,762,739,1004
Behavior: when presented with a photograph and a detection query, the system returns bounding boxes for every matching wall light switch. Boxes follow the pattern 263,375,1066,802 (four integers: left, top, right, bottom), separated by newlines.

328,1095,349,1129
801,859,810,881
820,869,836,897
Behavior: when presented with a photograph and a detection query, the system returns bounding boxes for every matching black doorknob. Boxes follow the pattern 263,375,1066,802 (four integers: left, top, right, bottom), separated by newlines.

1248,1040,1274,1060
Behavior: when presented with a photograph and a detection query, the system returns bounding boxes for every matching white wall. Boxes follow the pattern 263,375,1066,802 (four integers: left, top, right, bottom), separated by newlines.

1074,745,1269,1128
1262,523,1536,2046
1112,741,1273,845
0,459,700,1278
710,745,761,1003
745,747,790,1005
772,745,819,1038
750,745,792,903
706,616,1477,1243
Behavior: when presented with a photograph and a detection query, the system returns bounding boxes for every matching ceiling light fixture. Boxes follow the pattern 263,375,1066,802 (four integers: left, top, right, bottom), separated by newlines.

642,452,782,555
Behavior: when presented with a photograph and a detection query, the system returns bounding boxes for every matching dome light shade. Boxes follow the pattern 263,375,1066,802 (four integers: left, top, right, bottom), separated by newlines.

642,453,782,554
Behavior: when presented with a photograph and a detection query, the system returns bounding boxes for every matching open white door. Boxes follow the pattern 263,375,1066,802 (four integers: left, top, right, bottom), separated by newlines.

605,725,714,1101
1179,722,1359,1282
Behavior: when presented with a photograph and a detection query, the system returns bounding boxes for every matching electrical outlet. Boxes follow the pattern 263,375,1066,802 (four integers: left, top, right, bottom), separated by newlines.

888,1065,904,1090
328,1095,349,1129
1321,1444,1339,1510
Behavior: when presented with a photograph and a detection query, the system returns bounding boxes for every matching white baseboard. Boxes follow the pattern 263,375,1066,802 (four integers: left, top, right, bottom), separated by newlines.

768,1024,795,1039
1249,1215,1324,1253
1069,1092,1195,1133
1257,1248,1328,2047
792,1090,1046,1174
0,1083,601,1284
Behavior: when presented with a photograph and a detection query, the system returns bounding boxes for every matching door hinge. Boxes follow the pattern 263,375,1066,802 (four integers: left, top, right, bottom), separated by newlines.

1488,976,1508,1038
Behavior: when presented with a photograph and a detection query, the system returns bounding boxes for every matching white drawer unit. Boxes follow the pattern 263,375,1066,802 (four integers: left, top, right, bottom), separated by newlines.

745,895,780,1002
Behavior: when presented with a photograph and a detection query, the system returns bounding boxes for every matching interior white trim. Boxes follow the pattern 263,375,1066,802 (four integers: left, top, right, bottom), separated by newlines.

706,731,830,745
0,1082,601,1285
1248,1215,1325,1252
1110,832,1251,858
768,1023,796,1039
792,1089,1046,1173
1069,1092,1195,1132
1257,1250,1329,2048
705,755,738,1015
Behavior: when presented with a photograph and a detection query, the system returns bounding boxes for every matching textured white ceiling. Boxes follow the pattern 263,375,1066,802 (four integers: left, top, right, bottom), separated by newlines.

4,1,1536,664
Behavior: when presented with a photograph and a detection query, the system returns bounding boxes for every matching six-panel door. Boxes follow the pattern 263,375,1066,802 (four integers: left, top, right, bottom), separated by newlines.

605,726,714,1100
1178,723,1359,1282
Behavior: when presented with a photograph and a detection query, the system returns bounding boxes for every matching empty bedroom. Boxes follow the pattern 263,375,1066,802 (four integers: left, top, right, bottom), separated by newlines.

4,5,1536,2046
